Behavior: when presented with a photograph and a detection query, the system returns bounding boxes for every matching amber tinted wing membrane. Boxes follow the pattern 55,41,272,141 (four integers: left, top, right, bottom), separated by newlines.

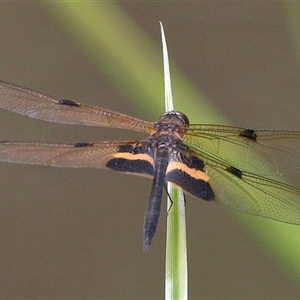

0,140,155,177
183,124,300,176
0,80,153,133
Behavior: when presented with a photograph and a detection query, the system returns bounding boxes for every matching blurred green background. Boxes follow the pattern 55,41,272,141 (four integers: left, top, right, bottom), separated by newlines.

1,2,300,299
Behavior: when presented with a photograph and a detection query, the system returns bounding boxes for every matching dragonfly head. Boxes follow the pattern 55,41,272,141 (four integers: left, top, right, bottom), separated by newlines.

158,111,189,126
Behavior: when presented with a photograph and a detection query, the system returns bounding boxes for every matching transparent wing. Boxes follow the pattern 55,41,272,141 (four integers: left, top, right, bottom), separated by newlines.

0,139,153,178
184,144,300,224
0,80,153,133
208,161,300,224
184,124,300,176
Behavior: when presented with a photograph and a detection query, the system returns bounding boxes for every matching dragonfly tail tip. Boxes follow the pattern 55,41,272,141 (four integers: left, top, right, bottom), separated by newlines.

143,238,151,251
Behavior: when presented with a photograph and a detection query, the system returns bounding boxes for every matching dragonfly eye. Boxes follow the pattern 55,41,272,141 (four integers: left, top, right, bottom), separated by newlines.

159,111,190,126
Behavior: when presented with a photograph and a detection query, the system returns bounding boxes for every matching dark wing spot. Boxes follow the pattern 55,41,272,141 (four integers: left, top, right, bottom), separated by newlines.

182,154,205,171
166,168,215,200
59,99,80,107
106,157,154,176
239,129,257,141
166,153,214,200
74,142,94,148
119,144,150,155
119,144,137,153
106,143,154,176
226,166,243,178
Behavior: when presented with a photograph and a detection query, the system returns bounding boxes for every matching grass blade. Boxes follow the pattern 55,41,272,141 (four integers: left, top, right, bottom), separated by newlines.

160,22,188,300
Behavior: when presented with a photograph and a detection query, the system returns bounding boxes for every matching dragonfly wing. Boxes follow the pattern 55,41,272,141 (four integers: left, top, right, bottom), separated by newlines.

0,140,155,178
169,144,300,224
207,162,300,224
184,125,300,176
0,80,153,133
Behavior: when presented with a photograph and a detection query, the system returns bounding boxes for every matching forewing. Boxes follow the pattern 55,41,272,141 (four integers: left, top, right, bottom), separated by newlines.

0,140,155,178
0,80,153,133
184,124,300,176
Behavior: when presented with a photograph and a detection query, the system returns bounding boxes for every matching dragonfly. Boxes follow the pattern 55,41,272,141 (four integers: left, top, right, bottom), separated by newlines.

0,80,300,250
